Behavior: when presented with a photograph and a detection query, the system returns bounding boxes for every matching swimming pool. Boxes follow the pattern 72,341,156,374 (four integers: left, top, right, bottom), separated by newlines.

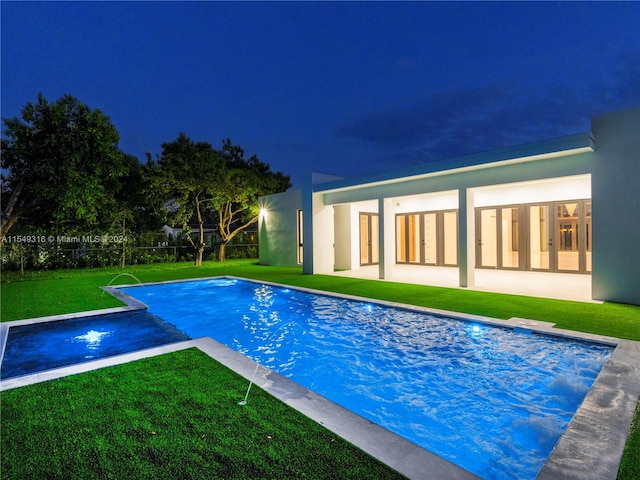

0,310,190,379
118,277,614,480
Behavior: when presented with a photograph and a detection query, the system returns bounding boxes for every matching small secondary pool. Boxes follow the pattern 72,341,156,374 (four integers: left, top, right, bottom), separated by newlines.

0,310,189,379
117,278,614,480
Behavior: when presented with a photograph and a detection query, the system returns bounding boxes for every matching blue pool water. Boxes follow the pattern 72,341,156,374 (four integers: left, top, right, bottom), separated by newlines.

1,310,190,379
119,278,614,480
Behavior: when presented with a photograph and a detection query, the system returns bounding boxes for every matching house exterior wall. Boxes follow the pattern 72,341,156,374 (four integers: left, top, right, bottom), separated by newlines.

319,150,596,290
333,204,352,270
258,107,640,305
258,189,301,267
591,107,640,304
311,192,335,275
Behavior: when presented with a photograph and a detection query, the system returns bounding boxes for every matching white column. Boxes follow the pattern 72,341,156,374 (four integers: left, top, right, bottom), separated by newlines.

459,188,475,288
378,197,394,280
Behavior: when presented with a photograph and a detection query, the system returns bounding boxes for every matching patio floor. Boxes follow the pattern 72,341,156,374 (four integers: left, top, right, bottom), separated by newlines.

331,265,594,302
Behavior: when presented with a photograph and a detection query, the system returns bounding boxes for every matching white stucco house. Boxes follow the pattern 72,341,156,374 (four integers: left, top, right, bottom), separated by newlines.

258,107,640,305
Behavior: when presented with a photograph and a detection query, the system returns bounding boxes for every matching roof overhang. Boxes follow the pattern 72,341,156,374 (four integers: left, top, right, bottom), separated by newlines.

314,132,594,195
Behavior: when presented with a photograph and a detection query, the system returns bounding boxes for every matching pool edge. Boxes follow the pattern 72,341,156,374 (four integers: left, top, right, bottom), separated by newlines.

537,337,640,480
0,336,480,480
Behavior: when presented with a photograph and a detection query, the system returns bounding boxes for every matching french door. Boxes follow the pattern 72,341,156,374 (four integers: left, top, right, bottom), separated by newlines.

476,200,591,273
477,207,522,269
548,201,591,273
359,213,379,266
396,210,458,266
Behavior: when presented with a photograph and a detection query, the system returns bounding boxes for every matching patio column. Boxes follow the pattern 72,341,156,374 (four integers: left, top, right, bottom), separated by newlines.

378,197,394,280
459,188,475,288
302,176,314,274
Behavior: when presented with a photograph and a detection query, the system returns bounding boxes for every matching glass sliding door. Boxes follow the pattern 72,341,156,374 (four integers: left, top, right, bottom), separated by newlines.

529,205,551,270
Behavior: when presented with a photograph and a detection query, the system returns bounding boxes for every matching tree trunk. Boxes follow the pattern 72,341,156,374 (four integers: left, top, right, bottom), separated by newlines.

195,243,205,266
218,242,227,262
0,181,25,238
0,214,19,239
193,197,206,267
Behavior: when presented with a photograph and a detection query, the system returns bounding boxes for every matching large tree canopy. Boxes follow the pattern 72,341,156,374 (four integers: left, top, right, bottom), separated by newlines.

148,133,221,266
149,134,291,265
1,94,293,269
1,93,128,237
215,139,291,261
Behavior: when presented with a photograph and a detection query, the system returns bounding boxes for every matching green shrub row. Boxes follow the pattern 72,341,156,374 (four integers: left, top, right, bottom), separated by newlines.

0,243,187,271
0,243,258,271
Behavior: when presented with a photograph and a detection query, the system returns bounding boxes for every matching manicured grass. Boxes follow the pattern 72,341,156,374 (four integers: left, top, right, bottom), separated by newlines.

1,348,406,480
618,401,640,480
2,260,639,341
1,259,639,479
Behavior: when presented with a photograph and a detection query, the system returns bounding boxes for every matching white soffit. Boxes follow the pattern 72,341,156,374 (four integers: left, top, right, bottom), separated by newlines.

316,133,594,195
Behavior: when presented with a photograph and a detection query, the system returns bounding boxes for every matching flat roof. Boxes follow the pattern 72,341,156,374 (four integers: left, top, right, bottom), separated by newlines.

314,132,594,194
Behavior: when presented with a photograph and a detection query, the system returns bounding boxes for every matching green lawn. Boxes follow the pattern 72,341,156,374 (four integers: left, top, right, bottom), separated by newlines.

1,259,639,478
1,348,405,480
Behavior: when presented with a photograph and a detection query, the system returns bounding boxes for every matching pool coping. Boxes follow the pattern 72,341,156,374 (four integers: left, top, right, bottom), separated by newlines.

2,275,639,480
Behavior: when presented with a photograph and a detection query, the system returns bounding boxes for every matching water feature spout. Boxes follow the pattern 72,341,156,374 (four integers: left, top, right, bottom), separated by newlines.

238,363,261,405
105,273,142,287
238,319,297,406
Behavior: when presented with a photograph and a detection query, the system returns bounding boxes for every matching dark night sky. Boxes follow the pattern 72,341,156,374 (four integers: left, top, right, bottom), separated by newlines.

2,1,639,187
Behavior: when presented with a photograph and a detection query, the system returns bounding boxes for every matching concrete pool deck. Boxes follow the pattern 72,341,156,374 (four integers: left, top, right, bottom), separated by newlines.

1,278,639,480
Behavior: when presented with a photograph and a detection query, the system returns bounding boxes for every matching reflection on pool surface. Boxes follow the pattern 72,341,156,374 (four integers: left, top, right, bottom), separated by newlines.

120,278,614,480
0,310,190,379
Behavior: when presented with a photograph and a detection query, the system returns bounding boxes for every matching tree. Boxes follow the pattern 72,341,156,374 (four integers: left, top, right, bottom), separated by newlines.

150,135,291,265
214,139,291,261
149,133,221,266
112,153,162,268
1,93,127,237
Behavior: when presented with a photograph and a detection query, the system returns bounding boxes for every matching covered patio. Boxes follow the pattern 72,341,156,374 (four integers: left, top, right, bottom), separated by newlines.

331,265,594,303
